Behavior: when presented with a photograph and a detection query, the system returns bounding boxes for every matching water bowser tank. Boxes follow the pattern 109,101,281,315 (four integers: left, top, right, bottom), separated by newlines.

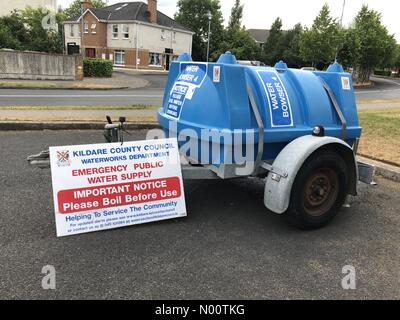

157,52,362,165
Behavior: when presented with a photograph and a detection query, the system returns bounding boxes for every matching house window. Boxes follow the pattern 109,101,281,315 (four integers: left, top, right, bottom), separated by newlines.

84,23,89,33
112,25,119,39
69,25,74,37
161,29,166,40
114,50,125,65
149,52,162,66
91,23,97,34
122,25,129,39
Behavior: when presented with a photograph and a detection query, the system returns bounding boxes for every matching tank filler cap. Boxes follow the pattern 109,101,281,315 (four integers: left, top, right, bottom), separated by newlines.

327,62,344,73
177,53,193,62
274,60,288,71
217,51,237,64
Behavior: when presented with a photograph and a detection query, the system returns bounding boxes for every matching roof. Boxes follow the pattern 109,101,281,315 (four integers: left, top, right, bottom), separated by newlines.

247,29,270,44
66,1,192,33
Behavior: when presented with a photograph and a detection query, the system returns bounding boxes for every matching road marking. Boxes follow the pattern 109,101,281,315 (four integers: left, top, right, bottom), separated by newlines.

356,88,400,94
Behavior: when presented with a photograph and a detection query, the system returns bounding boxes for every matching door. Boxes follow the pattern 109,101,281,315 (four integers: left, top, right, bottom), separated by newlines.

85,48,96,58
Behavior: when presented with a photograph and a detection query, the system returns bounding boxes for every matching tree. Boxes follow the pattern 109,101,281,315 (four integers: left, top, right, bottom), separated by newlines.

299,4,341,68
175,0,224,61
281,23,305,68
337,28,361,69
264,18,285,65
64,0,107,19
0,7,64,53
228,0,243,30
349,5,397,83
213,0,260,61
0,12,29,50
20,7,64,53
395,45,400,75
216,28,261,61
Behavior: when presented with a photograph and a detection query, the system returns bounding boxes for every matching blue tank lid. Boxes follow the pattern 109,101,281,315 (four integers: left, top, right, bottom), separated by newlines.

275,60,288,70
217,51,237,64
327,62,344,73
176,53,193,62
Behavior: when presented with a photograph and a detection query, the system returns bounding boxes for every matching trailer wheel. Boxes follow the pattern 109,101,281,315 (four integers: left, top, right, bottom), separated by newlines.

285,150,348,230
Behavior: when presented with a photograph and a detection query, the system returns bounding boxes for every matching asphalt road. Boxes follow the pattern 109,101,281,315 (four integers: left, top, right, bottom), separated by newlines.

0,73,167,107
356,76,400,101
0,130,399,299
0,75,399,107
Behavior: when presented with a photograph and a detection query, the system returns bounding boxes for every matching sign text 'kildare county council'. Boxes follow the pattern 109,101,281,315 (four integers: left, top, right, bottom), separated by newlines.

49,139,186,237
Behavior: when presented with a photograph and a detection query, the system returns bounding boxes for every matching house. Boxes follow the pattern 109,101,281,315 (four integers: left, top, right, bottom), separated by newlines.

0,0,57,16
64,0,194,70
247,29,270,51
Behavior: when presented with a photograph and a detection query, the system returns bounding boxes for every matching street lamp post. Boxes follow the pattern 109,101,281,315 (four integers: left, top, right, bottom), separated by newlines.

206,12,211,62
80,1,84,57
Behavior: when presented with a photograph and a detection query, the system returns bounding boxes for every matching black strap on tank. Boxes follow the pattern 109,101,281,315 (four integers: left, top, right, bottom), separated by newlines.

318,77,347,141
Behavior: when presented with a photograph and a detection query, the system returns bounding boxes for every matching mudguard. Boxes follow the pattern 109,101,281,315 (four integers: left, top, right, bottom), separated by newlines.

264,135,358,214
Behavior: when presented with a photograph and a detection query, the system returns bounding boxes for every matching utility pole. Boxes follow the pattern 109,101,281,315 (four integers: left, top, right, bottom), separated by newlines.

335,0,346,63
206,11,211,62
340,0,346,27
81,1,84,57
136,23,140,70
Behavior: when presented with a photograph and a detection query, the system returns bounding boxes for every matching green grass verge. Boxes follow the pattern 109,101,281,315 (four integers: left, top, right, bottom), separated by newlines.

0,82,58,88
358,108,400,165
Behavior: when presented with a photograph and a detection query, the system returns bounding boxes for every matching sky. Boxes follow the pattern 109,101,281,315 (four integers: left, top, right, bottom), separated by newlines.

57,0,400,42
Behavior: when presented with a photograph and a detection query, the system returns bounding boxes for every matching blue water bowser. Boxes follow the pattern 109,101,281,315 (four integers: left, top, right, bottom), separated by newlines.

157,51,371,229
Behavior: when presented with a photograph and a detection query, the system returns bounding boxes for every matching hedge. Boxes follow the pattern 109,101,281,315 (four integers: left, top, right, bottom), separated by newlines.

83,57,113,78
374,70,392,77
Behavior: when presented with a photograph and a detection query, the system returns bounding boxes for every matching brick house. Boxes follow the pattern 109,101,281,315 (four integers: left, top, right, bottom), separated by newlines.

64,0,194,69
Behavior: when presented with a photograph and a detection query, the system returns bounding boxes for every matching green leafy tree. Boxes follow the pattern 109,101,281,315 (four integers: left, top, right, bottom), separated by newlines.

214,0,260,61
216,28,261,61
64,0,107,19
349,5,397,82
228,0,243,30
0,7,64,53
175,0,224,61
337,28,361,69
0,12,29,50
264,18,285,65
20,7,64,53
299,4,341,68
281,23,305,68
395,45,400,75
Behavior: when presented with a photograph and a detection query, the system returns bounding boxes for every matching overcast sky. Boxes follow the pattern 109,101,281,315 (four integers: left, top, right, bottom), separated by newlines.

57,0,400,42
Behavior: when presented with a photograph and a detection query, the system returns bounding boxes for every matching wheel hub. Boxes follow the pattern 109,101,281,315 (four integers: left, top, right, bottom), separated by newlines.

303,168,339,216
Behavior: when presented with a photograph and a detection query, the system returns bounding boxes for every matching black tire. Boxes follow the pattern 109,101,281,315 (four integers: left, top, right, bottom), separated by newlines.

285,149,349,230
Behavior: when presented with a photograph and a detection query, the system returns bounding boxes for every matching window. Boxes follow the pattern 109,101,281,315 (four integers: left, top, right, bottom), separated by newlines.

69,25,74,37
91,23,97,34
84,22,89,33
112,25,119,39
149,52,162,66
122,25,129,39
114,50,125,65
161,29,166,40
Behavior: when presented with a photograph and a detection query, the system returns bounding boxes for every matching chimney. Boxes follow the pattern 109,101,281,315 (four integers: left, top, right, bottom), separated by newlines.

147,0,157,24
81,0,93,11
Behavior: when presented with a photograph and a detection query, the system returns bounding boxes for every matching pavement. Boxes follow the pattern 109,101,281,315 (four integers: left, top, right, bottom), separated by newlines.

0,130,399,300
0,109,158,124
0,70,149,90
